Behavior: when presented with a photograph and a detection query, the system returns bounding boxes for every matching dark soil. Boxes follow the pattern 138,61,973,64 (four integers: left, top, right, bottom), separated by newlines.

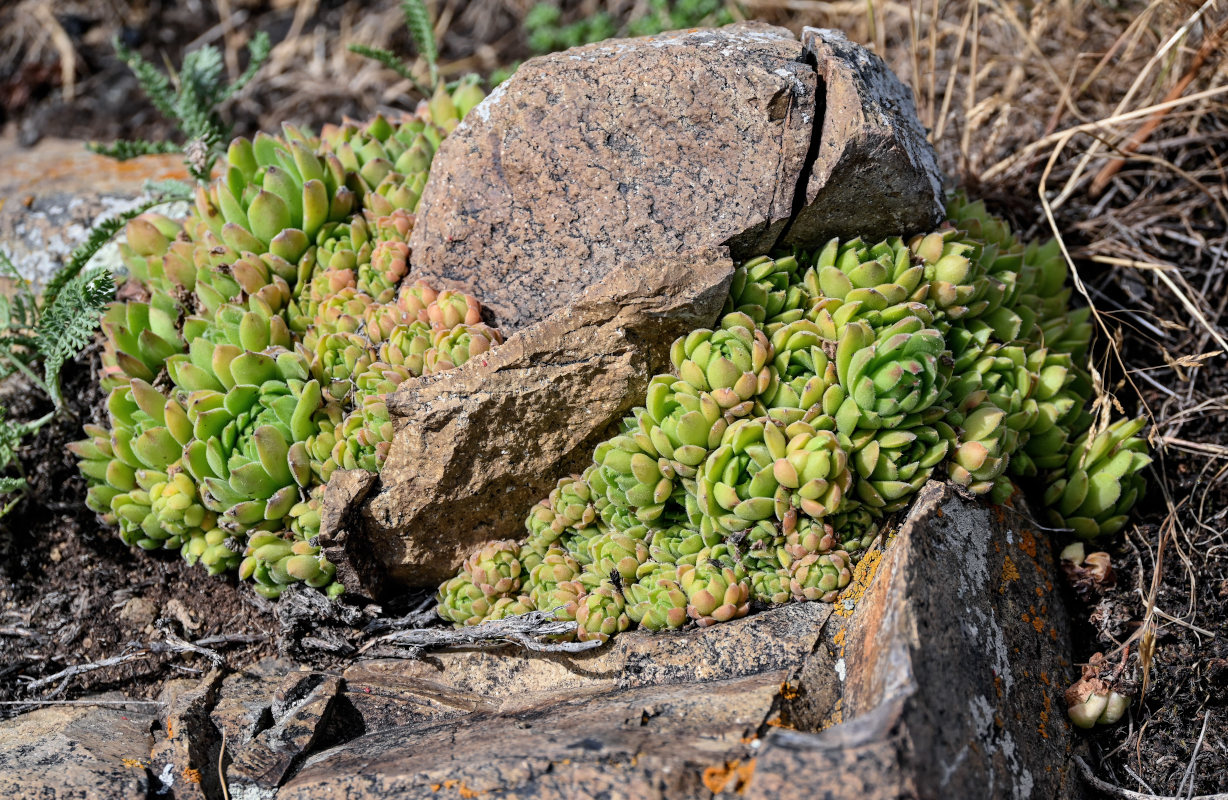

0,346,275,711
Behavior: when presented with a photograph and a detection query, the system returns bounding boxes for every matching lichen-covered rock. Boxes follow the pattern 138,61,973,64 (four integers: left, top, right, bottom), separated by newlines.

0,698,158,799
0,135,190,286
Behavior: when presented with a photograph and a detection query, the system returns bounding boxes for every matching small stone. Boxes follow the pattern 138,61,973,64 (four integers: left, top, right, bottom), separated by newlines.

119,596,157,628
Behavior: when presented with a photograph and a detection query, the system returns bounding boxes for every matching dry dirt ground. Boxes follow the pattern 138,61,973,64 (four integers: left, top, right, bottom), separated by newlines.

2,1,1228,796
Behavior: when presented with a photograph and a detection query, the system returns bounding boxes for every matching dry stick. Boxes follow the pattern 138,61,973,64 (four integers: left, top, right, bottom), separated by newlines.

1074,756,1228,800
218,728,231,800
1090,20,1228,197
1178,712,1214,797
23,650,153,693
931,0,975,145
982,83,1228,182
359,611,602,656
1051,0,1220,209
22,637,223,693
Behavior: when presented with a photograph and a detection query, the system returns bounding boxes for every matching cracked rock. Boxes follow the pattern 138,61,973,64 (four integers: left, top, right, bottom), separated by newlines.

352,23,943,589
0,698,158,800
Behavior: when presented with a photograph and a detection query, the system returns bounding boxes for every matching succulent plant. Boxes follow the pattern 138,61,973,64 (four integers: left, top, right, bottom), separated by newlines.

76,96,502,601
625,562,689,630
1043,417,1150,538
574,583,631,642
72,106,1148,633
678,561,750,627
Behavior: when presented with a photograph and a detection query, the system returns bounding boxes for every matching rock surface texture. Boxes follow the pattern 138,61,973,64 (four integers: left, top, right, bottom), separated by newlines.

0,484,1076,798
0,135,189,285
355,23,945,589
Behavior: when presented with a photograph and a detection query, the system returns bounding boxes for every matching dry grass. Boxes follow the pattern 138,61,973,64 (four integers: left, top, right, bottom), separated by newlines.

3,0,1228,794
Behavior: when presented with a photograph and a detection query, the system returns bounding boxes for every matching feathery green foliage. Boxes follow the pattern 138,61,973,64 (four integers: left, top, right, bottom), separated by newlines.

87,139,182,161
0,408,34,518
401,0,439,87
0,250,39,379
37,267,114,406
105,32,271,182
349,0,440,93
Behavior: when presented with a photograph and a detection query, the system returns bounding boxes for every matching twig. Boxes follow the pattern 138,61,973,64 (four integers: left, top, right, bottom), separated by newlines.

1090,20,1228,197
192,633,268,647
1177,712,1213,798
22,649,153,692
21,635,223,693
1075,756,1228,800
980,84,1228,182
359,611,601,656
0,699,164,707
219,728,230,800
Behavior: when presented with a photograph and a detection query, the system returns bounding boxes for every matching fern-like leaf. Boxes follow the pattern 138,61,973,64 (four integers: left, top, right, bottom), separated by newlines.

348,43,419,83
88,139,182,161
37,267,114,407
401,0,439,88
41,195,170,309
219,32,272,103
0,408,25,471
113,38,178,120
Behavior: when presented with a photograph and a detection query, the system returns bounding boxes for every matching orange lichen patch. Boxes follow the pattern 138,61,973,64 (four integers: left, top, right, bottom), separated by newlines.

995,713,1005,728
457,781,480,798
1019,530,1037,559
1038,690,1052,739
1049,626,1059,642
993,674,1003,699
936,507,944,518
1035,586,1044,597
835,545,883,617
182,767,202,785
817,704,844,731
764,712,794,730
832,628,846,647
779,681,800,701
1040,671,1050,686
702,760,756,794
992,505,1007,524
1026,605,1045,634
165,720,174,740
121,758,146,769
1000,555,1020,592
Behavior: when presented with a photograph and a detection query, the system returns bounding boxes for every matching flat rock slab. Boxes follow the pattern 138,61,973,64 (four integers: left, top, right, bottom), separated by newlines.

0,485,1076,799
0,699,158,799
0,134,190,286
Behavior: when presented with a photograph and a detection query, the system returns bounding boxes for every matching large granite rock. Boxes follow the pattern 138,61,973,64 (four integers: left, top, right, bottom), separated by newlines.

410,23,942,334
350,24,944,590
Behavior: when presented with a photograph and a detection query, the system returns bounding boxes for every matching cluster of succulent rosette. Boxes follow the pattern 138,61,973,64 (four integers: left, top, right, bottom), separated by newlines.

437,196,1151,642
72,77,1149,622
72,81,499,599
